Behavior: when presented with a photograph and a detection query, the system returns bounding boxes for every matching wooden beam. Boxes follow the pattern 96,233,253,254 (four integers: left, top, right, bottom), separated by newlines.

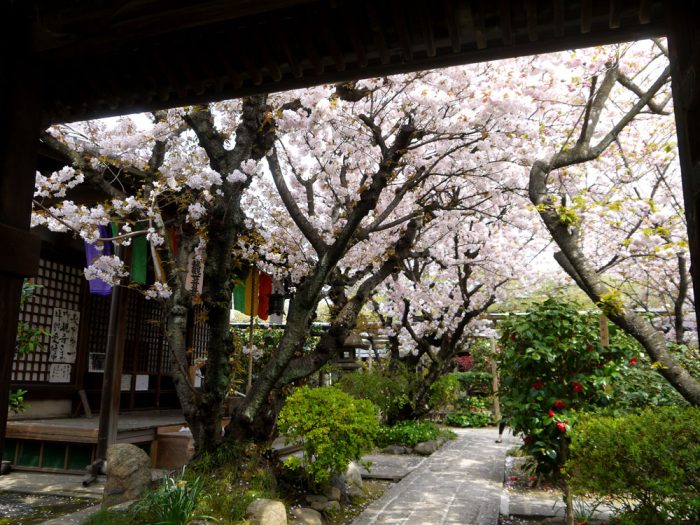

581,0,593,34
392,0,414,61
446,0,463,52
95,258,129,461
257,36,283,82
367,3,391,65
302,32,325,75
609,0,622,29
0,3,42,467
553,0,565,37
277,30,305,79
500,0,514,46
321,11,346,72
525,0,539,41
473,1,487,50
418,2,436,57
345,16,369,68
666,0,700,365
0,224,40,277
639,0,652,24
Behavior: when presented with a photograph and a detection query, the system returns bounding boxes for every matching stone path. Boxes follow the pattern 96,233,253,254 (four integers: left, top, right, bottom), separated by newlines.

352,427,518,525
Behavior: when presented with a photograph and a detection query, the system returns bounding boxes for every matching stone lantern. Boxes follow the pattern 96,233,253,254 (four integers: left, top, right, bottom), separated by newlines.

335,332,368,370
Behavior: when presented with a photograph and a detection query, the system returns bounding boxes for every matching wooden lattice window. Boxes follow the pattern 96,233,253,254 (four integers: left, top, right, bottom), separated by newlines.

191,304,209,362
13,258,83,384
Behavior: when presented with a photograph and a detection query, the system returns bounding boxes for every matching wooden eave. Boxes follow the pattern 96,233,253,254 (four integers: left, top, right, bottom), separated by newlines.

21,0,667,124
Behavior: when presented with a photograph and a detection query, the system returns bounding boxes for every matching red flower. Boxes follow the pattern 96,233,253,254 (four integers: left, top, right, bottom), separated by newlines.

586,343,593,351
629,357,638,366
548,409,555,417
572,382,583,393
554,399,566,408
556,421,567,432
532,380,543,390
510,476,519,481
454,355,475,371
510,334,517,341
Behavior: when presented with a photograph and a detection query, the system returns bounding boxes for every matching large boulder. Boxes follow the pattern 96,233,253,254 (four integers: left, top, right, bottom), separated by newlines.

290,507,323,525
246,498,288,525
102,443,151,508
413,440,440,456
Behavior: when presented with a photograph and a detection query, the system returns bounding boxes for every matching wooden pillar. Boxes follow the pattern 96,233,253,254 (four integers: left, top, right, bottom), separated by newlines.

0,4,42,465
489,338,501,423
598,315,609,347
666,1,700,338
96,248,130,461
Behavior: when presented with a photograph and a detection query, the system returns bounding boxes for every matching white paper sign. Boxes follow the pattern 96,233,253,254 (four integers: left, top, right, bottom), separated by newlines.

121,374,132,391
135,374,149,391
49,363,72,383
49,308,80,363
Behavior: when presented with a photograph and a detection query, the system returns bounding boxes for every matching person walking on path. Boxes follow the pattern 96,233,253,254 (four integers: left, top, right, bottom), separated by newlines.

495,418,508,443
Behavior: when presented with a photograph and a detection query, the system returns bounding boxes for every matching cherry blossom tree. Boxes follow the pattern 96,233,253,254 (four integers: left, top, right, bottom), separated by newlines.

36,96,274,452
229,70,538,439
525,40,700,404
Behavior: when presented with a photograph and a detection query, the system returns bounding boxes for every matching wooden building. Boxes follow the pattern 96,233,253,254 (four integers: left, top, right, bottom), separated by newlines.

4,231,208,472
2,0,700,470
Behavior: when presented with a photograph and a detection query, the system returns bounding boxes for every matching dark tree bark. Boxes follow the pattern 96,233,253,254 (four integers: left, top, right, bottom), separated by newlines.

170,96,273,453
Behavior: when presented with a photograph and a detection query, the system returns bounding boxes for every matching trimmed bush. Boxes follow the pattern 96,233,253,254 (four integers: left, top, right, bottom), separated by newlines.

565,407,700,525
278,386,379,487
376,420,441,448
428,373,461,411
337,366,410,423
445,411,492,428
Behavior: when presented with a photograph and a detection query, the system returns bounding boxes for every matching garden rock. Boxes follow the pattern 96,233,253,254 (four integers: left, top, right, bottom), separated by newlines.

381,445,409,455
102,443,151,508
343,461,364,498
413,440,440,456
324,486,341,501
305,494,328,505
246,498,288,525
319,500,341,514
290,507,323,525
329,474,349,503
310,501,324,512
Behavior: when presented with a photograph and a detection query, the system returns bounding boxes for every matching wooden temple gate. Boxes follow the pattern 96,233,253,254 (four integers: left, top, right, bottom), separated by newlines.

2,0,699,469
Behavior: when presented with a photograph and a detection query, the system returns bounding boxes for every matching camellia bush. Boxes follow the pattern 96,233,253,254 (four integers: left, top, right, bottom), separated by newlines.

565,407,700,524
277,386,379,487
497,298,639,476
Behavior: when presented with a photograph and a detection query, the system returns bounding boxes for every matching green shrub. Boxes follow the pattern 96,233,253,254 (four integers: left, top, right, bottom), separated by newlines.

337,366,410,423
377,420,441,448
453,371,492,395
604,342,699,413
565,407,700,524
498,298,638,476
278,386,379,487
445,411,492,428
428,373,461,411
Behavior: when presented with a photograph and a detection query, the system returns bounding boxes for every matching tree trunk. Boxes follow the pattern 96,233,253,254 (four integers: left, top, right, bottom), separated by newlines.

530,160,700,405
